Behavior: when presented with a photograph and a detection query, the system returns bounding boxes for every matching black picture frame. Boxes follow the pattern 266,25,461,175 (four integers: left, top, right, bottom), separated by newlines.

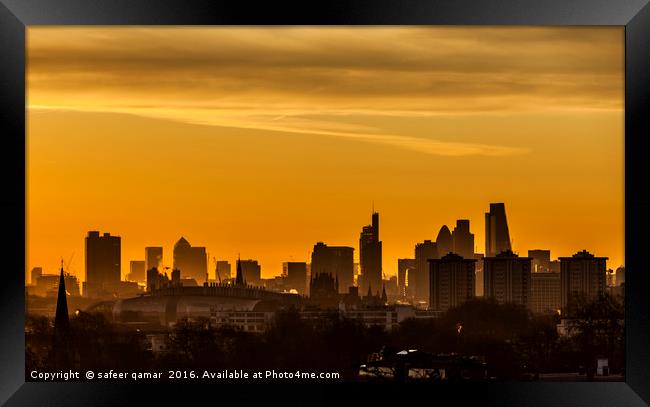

1,0,648,405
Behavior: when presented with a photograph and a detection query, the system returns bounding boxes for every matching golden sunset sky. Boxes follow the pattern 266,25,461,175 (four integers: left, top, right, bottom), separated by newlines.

26,27,624,281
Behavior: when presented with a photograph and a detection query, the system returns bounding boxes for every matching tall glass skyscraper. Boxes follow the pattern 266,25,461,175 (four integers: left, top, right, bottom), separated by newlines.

485,203,512,257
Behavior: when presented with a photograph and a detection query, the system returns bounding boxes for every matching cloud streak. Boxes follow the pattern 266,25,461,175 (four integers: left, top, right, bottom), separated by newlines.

27,27,622,157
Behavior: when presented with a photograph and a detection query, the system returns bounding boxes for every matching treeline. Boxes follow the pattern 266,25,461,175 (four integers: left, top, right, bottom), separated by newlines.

25,294,624,381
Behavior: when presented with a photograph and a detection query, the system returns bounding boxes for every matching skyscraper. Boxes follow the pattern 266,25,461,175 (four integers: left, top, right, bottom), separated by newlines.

436,225,453,257
285,261,308,295
85,231,121,297
485,203,512,257
560,250,607,314
239,259,262,286
414,240,439,304
530,272,561,314
31,267,43,285
216,260,231,281
145,247,163,273
173,237,207,284
397,258,416,299
428,253,476,312
128,260,145,283
483,250,532,307
359,212,382,296
451,220,474,259
528,249,551,273
311,242,354,294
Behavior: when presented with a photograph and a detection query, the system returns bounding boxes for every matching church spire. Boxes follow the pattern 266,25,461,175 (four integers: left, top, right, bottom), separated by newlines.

54,261,69,330
235,255,245,286
367,283,372,298
381,284,388,303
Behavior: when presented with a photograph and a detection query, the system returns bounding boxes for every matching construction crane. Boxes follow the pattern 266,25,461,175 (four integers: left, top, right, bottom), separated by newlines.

62,252,75,276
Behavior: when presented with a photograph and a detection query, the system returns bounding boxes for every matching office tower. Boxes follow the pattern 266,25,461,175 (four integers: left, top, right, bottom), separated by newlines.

173,237,208,284
386,276,398,299
397,258,416,298
560,250,607,314
549,260,561,273
530,272,561,314
309,272,340,309
615,266,625,286
31,267,43,285
171,268,181,286
359,212,382,296
146,267,169,292
483,250,532,307
285,261,308,295
145,247,163,273
428,253,476,312
485,203,512,257
406,267,417,298
311,242,354,294
414,240,438,304
436,225,453,257
239,259,262,286
451,220,474,259
85,231,121,297
216,260,231,281
128,260,145,283
528,249,551,273
474,253,485,297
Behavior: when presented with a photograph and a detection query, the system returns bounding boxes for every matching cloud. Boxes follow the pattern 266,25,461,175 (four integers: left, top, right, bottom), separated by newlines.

27,27,622,157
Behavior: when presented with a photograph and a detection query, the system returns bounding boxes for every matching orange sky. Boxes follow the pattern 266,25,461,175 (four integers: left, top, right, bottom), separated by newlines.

26,27,624,282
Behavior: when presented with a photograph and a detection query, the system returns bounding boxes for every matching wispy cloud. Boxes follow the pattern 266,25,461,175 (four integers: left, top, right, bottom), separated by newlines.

30,104,530,157
27,27,622,157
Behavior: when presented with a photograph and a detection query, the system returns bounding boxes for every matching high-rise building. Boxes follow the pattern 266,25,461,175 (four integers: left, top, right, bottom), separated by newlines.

428,253,476,312
145,247,163,273
127,260,145,283
451,220,474,259
85,231,121,297
285,261,308,295
483,250,531,307
173,237,207,284
309,272,340,309
549,260,561,273
615,266,625,286
414,240,438,304
146,267,169,292
436,225,453,257
311,242,354,294
560,250,607,314
397,258,416,299
528,249,551,273
216,260,231,281
485,203,512,257
530,272,561,314
31,267,43,285
359,212,382,296
474,253,485,297
239,259,262,286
